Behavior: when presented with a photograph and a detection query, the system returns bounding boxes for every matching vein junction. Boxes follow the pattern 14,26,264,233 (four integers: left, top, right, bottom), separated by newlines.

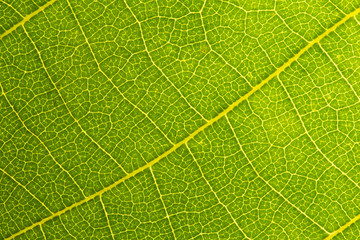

3,2,360,239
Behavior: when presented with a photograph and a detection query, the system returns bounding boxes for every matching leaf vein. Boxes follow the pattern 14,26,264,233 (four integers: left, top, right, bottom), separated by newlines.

324,213,360,239
149,167,177,239
99,195,115,240
0,0,57,40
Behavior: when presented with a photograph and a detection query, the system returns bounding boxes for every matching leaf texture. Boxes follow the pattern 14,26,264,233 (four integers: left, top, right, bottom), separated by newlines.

1,0,360,239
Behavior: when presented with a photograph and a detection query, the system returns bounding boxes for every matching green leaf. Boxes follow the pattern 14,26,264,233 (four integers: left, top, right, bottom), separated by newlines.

1,0,360,239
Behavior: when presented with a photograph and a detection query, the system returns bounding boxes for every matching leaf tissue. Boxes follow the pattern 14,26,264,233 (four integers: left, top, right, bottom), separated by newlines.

1,0,360,239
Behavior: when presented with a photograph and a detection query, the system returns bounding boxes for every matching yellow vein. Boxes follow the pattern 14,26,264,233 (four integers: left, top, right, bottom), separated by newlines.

0,0,57,40
149,168,177,239
324,214,360,240
100,195,115,240
39,225,47,240
5,6,360,240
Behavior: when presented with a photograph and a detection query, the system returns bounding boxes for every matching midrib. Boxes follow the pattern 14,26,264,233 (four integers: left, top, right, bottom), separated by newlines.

0,0,58,40
3,2,360,239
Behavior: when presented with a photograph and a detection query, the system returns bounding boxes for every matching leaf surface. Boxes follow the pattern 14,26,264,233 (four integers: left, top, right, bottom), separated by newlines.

1,0,360,239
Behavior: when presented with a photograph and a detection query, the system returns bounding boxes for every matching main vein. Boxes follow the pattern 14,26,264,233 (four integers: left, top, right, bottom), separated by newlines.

0,0,57,40
324,213,360,239
4,3,360,240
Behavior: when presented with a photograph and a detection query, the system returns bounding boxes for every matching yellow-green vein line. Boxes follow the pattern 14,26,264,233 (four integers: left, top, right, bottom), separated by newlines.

0,0,57,40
